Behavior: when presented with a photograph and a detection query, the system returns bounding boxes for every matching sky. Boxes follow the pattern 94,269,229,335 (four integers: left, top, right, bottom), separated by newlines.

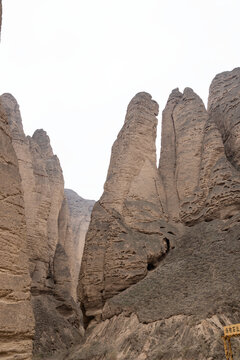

0,0,240,200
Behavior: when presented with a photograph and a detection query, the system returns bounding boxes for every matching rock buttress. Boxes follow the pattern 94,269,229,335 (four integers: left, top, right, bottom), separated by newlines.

0,94,84,357
208,67,240,169
78,92,177,319
159,87,240,225
0,99,34,360
71,69,240,360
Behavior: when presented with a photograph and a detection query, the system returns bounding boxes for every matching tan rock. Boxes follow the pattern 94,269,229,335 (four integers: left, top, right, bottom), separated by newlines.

159,87,240,225
64,189,95,300
79,92,177,319
0,94,83,357
75,70,240,359
1,94,60,291
158,88,182,221
66,313,228,360
0,99,34,359
72,216,240,360
208,67,240,169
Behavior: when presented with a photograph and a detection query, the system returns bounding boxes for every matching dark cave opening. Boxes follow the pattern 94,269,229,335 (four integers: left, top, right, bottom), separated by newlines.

80,303,94,329
147,238,170,272
147,262,156,271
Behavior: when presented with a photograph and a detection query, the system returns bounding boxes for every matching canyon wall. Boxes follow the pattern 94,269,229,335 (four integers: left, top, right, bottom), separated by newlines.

79,92,177,321
0,99,34,360
73,68,240,360
0,94,94,358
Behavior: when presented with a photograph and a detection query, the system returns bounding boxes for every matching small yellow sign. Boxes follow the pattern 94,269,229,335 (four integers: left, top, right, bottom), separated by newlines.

224,323,240,336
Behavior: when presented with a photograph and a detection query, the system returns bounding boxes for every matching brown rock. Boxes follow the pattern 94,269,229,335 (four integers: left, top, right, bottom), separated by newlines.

66,313,228,360
64,189,95,300
74,70,240,360
1,94,62,292
208,67,240,169
79,92,177,319
0,94,83,357
0,99,34,359
159,87,240,225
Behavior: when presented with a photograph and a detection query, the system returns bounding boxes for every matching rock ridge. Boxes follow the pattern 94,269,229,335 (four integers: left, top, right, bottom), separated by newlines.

75,68,240,360
0,94,96,358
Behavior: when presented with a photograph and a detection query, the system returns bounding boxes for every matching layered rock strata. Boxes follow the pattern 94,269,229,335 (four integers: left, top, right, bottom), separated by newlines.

0,99,34,360
76,68,240,360
0,94,85,357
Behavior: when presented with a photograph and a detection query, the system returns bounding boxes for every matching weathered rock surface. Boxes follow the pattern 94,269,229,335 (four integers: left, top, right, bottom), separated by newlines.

0,99,34,359
78,92,178,319
0,94,84,358
66,314,231,360
208,67,240,170
64,189,95,299
70,217,240,360
75,69,240,360
159,87,240,225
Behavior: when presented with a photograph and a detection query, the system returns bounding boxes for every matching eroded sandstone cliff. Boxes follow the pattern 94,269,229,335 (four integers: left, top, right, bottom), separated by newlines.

0,94,95,358
78,92,177,321
0,99,34,360
73,68,240,360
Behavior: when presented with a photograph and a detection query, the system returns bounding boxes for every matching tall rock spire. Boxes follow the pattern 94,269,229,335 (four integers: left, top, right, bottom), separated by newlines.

78,92,176,319
0,94,84,357
208,67,240,170
0,95,34,360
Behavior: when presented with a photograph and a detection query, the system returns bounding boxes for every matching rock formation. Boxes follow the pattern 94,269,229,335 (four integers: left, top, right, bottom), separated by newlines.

0,99,34,360
159,87,240,225
1,4,240,356
64,189,95,299
73,68,240,360
0,6,94,358
0,94,89,358
208,68,240,170
78,92,177,321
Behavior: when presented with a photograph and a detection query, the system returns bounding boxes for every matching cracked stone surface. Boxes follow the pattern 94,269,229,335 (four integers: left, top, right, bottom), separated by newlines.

75,69,240,360
0,94,85,358
64,189,95,300
0,99,34,360
78,92,177,319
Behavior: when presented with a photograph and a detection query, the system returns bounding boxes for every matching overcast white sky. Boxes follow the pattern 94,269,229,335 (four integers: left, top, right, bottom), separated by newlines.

0,0,240,200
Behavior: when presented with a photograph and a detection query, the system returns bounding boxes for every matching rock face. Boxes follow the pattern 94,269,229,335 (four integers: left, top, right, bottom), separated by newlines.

64,189,95,299
74,68,240,360
208,68,240,170
0,99,34,359
0,94,85,358
159,86,240,225
79,92,177,320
